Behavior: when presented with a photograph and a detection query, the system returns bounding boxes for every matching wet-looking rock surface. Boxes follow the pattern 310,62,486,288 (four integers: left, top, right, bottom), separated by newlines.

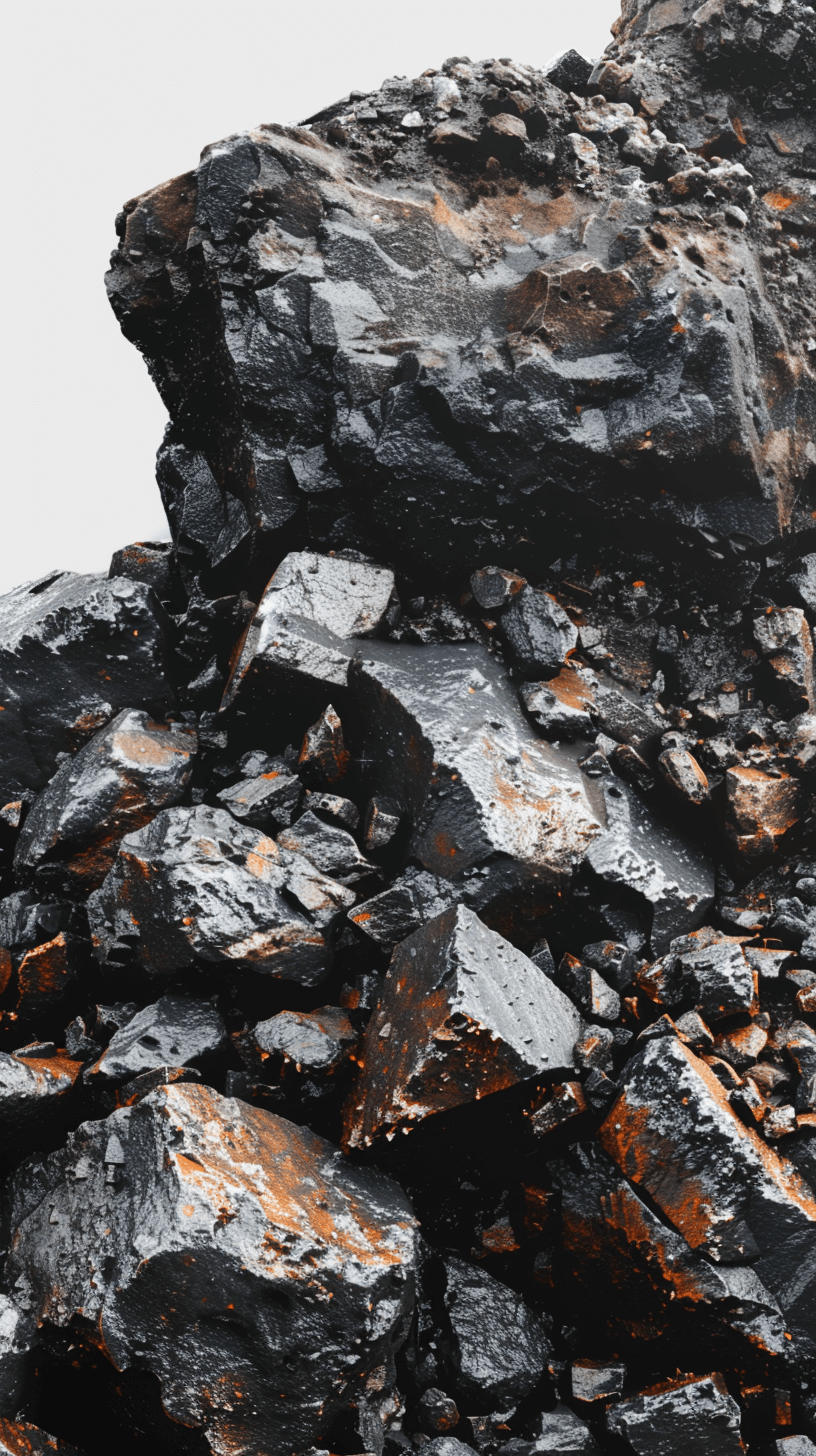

0,0,816,1452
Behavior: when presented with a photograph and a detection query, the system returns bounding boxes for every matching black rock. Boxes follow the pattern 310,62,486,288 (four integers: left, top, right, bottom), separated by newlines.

14,710,196,890
439,1255,550,1409
5,1083,418,1455
0,573,175,801
87,804,354,983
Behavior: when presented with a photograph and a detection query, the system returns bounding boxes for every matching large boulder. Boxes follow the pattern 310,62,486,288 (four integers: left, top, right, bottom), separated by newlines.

105,17,815,590
6,1083,417,1455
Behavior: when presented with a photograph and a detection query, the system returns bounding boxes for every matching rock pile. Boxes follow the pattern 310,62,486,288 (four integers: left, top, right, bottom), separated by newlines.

0,0,815,1451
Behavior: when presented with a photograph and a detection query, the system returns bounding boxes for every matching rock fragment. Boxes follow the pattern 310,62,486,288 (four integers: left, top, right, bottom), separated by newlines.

350,638,603,894
607,1374,744,1455
222,552,395,711
88,804,353,983
0,573,174,801
86,995,227,1083
298,703,349,784
586,781,715,951
657,746,709,805
6,1083,417,1455
600,1037,816,1362
0,1421,81,1456
344,905,582,1148
252,1004,358,1077
754,608,815,713
0,1047,81,1171
500,588,578,675
726,767,799,862
469,567,525,611
278,809,375,883
216,758,301,828
440,1256,549,1409
14,710,196,890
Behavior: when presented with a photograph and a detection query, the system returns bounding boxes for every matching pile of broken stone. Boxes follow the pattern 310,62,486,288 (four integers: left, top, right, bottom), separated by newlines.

1,0,816,1453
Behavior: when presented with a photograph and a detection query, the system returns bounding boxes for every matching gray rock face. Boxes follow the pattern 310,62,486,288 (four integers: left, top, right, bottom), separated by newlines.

87,995,228,1083
586,779,715,951
216,759,302,828
344,905,582,1148
0,573,175,801
253,1005,357,1075
518,1403,600,1454
14,710,196,890
607,1374,744,1455
277,808,375,883
7,1084,417,1455
87,804,354,983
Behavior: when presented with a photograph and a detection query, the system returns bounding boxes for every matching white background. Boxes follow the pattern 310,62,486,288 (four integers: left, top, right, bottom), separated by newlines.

1,0,618,596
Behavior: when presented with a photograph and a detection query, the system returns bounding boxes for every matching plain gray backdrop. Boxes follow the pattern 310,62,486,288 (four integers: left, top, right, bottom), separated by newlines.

2,0,618,595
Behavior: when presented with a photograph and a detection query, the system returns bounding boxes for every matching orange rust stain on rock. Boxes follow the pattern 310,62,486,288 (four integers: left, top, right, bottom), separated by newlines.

167,1084,411,1268
601,1042,816,1248
763,190,800,211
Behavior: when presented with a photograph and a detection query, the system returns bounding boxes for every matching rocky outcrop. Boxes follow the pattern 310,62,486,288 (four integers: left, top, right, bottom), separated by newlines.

0,1,815,1453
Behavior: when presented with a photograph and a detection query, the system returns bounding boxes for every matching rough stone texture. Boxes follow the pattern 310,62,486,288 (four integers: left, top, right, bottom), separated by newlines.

6,1083,417,1456
104,5,816,589
344,905,582,1148
0,1422,81,1456
215,758,302,828
86,995,228,1083
1,0,816,1450
600,1037,816,1364
440,1256,550,1410
606,1374,744,1455
585,779,715,950
0,1049,81,1173
14,710,196,890
350,637,604,890
87,804,354,983
0,574,175,802
222,551,395,711
252,1004,357,1075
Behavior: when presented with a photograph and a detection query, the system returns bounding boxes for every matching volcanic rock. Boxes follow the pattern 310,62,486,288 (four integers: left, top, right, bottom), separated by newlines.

251,1004,357,1079
105,6,816,584
3,0,816,1448
0,573,174,801
221,551,395,715
14,710,196,890
439,1255,549,1409
87,804,354,983
86,995,228,1083
343,904,582,1148
499,586,579,675
606,1374,744,1455
6,1083,417,1455
0,1048,81,1173
600,1037,816,1363
215,758,301,828
0,1421,81,1456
